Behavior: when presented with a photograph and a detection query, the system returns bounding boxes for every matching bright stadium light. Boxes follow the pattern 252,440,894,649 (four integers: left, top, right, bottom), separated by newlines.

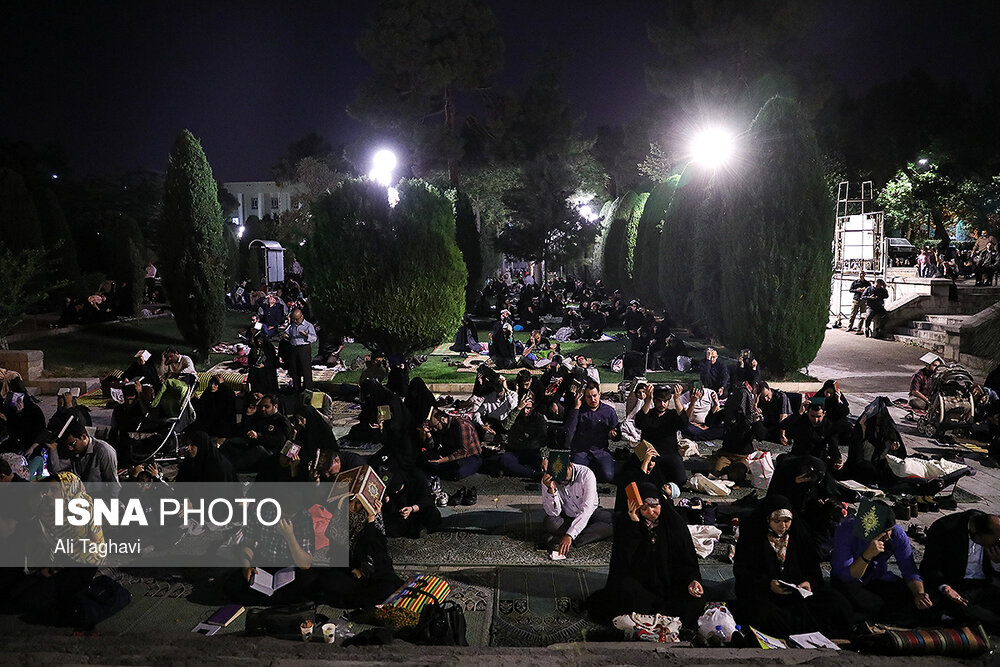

369,149,397,187
690,127,735,168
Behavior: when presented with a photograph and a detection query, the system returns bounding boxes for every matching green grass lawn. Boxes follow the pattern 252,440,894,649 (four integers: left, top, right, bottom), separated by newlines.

12,315,698,386
12,313,812,386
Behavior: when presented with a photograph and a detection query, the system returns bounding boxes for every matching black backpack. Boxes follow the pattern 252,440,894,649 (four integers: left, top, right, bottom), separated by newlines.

398,593,468,646
73,575,132,630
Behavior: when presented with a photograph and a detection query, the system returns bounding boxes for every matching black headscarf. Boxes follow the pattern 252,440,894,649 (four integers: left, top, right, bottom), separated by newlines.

178,431,236,483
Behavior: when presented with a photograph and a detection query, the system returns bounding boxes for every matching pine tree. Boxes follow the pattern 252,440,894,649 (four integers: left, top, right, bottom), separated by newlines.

159,130,226,360
717,96,833,375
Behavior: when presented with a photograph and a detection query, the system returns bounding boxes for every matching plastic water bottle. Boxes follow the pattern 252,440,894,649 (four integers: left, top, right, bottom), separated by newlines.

707,624,724,647
730,624,746,647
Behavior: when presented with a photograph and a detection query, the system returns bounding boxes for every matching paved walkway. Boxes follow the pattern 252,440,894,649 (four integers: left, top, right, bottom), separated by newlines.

809,327,933,394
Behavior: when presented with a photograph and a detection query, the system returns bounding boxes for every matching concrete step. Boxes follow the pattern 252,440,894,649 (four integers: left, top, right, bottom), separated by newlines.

909,320,943,331
892,334,945,355
24,377,100,395
925,314,970,327
896,327,947,343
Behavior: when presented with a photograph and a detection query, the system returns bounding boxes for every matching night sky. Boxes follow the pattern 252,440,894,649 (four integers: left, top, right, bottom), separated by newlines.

4,0,999,182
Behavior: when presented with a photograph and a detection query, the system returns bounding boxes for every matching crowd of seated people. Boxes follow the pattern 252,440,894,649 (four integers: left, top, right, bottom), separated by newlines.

3,272,1000,646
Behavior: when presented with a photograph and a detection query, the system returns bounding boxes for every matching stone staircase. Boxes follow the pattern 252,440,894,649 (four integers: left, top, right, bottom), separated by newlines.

892,314,970,356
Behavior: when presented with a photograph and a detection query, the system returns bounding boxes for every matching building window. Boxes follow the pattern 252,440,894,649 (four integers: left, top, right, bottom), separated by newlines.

271,197,279,209
251,197,258,210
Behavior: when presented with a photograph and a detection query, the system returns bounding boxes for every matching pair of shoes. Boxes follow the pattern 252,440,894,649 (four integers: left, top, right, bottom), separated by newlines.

906,523,928,544
846,327,855,332
448,486,478,506
855,330,865,335
434,491,449,507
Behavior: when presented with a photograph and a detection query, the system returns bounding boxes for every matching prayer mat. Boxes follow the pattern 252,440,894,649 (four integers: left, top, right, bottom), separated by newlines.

77,387,110,408
429,342,457,356
388,507,612,567
492,567,606,646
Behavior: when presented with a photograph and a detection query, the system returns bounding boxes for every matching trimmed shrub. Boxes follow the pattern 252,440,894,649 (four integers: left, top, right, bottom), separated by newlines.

306,178,466,355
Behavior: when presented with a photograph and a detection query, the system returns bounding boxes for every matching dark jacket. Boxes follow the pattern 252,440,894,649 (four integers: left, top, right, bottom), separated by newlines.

920,510,993,589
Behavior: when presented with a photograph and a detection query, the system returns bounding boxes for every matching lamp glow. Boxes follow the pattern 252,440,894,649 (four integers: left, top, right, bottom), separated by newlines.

690,128,735,168
579,205,593,219
369,149,397,187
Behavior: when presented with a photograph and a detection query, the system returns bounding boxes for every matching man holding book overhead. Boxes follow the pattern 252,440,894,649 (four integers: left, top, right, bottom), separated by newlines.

540,453,613,558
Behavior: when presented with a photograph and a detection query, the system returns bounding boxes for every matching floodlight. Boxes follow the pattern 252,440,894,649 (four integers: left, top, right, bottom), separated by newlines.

690,128,735,168
369,149,397,187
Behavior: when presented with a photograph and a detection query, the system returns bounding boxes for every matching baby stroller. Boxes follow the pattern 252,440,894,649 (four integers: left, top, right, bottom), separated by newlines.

125,377,197,464
915,364,977,438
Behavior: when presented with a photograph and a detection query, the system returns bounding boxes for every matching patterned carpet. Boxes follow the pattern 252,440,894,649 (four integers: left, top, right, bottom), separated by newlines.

492,567,606,647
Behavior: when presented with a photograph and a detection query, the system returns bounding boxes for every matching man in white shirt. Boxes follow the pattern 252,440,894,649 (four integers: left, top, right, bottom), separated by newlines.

920,510,1000,630
473,376,518,442
681,387,724,440
541,461,613,557
158,347,196,382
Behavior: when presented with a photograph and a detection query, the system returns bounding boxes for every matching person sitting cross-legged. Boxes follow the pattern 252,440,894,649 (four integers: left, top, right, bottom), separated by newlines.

831,501,933,626
540,460,613,557
564,381,620,483
420,410,483,481
497,392,548,479
920,510,1000,632
220,394,293,473
635,384,693,487
588,483,704,627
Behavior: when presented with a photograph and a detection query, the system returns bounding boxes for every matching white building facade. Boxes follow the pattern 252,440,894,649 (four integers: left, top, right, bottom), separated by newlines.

222,181,306,228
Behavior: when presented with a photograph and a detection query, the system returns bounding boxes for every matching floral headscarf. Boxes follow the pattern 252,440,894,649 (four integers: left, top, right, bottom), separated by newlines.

1,453,29,481
41,472,105,565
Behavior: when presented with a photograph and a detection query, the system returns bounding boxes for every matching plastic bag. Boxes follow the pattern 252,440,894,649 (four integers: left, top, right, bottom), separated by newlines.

613,612,682,643
697,603,737,640
688,524,723,558
886,455,968,479
747,450,775,490
685,473,735,496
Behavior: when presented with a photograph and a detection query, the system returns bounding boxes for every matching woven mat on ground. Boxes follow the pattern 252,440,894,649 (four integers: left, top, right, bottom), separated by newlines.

454,367,544,375
429,342,456,356
492,567,606,646
77,387,110,408
388,507,612,567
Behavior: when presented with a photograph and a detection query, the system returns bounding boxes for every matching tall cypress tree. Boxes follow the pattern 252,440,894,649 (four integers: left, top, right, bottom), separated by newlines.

717,96,833,375
453,190,483,303
160,130,226,359
658,168,712,326
632,178,679,307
